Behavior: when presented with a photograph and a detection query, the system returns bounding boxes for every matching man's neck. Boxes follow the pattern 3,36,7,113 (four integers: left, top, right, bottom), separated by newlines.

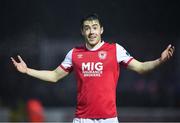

86,40,104,51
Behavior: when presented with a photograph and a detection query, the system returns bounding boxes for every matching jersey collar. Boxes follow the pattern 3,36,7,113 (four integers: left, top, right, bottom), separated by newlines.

86,41,105,51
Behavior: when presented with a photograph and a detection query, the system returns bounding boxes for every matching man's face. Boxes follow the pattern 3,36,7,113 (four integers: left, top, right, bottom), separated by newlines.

81,20,103,47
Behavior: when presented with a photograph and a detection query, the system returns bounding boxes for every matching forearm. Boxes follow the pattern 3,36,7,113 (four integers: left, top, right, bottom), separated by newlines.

128,58,162,74
26,68,59,82
140,58,161,74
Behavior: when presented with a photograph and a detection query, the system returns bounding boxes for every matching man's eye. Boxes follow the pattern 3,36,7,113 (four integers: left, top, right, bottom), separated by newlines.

84,27,89,30
93,27,97,30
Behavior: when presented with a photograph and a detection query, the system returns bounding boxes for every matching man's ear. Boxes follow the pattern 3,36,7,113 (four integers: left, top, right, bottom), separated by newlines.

101,27,104,34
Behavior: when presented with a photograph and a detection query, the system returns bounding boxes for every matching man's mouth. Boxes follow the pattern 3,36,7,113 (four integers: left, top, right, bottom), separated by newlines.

89,35,96,40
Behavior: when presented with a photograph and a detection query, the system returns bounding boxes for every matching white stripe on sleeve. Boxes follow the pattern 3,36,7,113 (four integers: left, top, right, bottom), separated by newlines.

61,49,73,70
116,43,133,64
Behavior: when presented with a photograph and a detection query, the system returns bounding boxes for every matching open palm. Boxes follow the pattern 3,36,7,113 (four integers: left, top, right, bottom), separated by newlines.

11,55,28,73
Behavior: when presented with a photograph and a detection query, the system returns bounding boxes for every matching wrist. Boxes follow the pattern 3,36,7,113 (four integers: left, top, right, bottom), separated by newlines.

157,58,163,65
26,68,30,74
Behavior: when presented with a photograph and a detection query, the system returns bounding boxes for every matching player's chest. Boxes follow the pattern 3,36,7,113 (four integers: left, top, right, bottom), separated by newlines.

72,50,116,69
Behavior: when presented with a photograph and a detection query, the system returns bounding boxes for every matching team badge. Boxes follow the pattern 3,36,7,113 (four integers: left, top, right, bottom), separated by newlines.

98,51,107,60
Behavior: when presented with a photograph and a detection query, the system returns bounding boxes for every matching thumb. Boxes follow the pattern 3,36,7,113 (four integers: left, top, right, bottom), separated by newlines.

166,44,172,50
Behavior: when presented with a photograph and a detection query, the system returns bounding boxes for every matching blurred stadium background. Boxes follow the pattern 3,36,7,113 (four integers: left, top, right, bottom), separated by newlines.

0,0,180,122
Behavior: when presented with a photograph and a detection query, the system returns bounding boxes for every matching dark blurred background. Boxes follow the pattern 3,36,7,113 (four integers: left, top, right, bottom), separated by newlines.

0,0,180,122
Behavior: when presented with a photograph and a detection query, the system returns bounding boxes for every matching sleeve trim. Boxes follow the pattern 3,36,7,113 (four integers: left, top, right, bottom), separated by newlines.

124,58,134,67
59,65,72,72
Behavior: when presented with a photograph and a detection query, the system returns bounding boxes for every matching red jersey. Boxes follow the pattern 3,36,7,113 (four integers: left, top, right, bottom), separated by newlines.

60,41,133,118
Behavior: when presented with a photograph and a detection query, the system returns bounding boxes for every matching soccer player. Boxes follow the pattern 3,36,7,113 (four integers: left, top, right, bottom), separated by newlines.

11,14,175,123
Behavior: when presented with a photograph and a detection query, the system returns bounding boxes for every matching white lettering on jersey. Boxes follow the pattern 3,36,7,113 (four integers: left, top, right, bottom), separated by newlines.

82,62,90,71
82,62,103,77
95,62,103,71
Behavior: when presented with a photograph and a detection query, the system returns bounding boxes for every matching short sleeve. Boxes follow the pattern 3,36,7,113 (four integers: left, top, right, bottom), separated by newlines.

116,43,133,66
59,49,73,72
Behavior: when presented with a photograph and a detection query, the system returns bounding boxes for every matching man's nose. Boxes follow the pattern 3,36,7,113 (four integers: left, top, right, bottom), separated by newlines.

90,28,95,34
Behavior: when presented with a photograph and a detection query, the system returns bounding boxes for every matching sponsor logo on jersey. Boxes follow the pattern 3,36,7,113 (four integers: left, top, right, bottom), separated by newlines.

98,51,107,60
82,62,103,77
77,54,83,59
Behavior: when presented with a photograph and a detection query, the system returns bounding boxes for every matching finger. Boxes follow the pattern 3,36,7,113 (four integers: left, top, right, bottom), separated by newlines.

168,48,175,57
18,55,24,62
171,46,175,52
169,46,175,54
167,45,175,55
170,45,175,52
169,48,174,55
172,46,175,50
11,57,17,63
168,51,173,57
11,57,18,66
165,44,171,51
166,44,172,50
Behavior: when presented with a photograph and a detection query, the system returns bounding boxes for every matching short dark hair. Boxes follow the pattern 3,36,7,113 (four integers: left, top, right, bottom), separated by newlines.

81,13,102,29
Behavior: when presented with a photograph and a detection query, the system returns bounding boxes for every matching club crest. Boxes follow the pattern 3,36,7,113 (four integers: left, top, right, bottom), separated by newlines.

98,51,107,60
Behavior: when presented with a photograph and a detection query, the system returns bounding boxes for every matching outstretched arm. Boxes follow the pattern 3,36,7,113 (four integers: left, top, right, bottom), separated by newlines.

127,44,175,74
11,55,69,82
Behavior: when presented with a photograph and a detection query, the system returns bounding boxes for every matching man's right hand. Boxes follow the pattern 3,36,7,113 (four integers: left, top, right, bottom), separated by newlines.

11,55,28,73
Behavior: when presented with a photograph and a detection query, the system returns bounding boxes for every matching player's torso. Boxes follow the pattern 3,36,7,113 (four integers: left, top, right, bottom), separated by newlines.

72,42,119,118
